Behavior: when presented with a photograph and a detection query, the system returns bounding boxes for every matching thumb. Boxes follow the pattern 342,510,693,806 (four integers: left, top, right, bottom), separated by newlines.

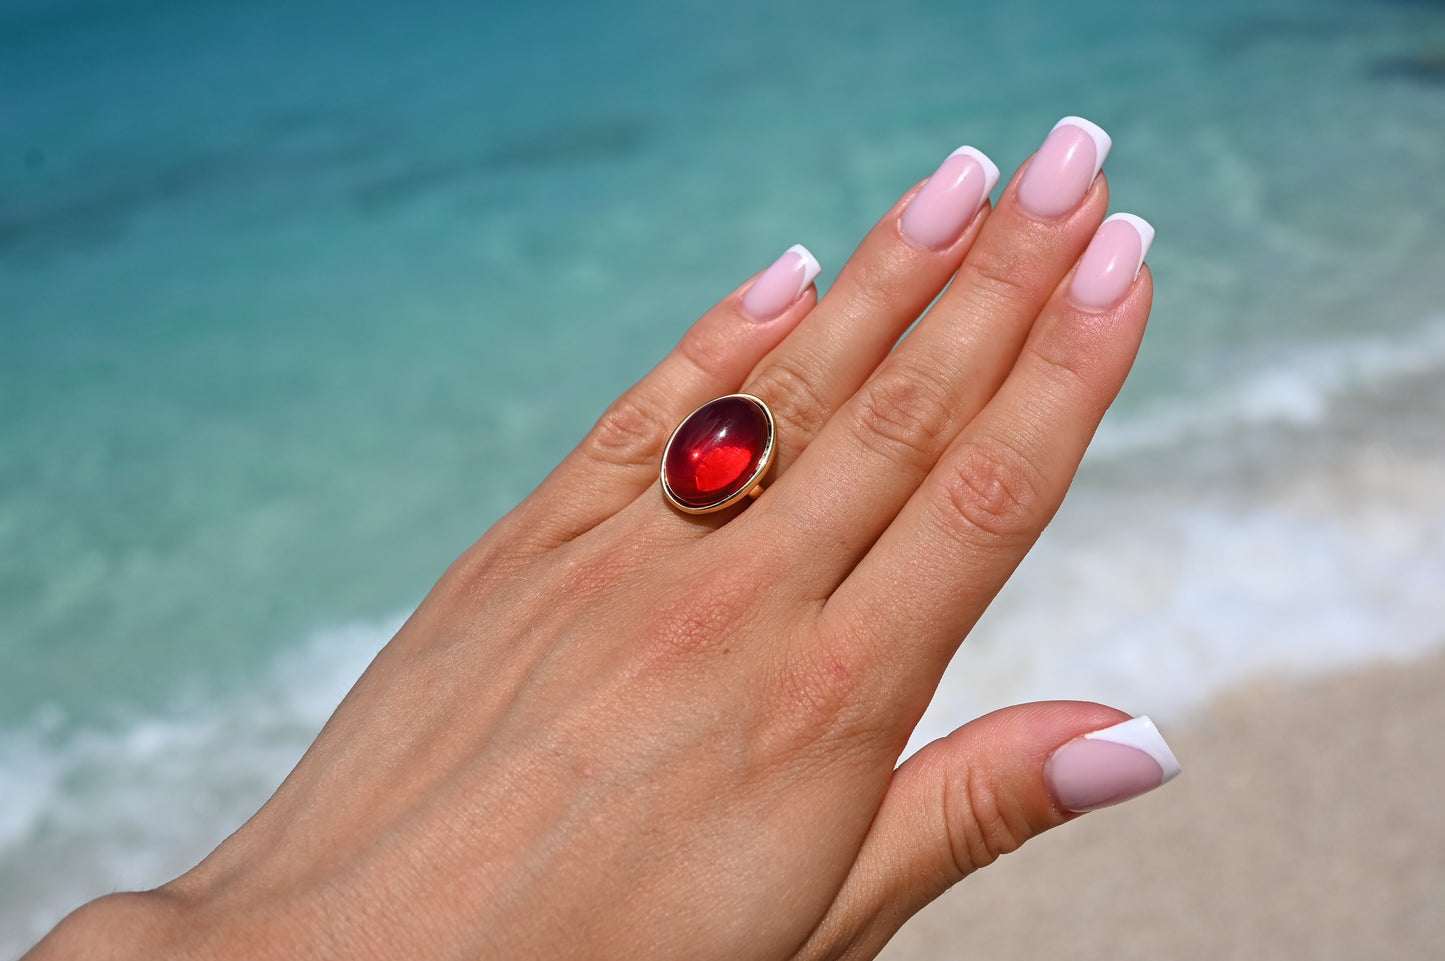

805,702,1181,960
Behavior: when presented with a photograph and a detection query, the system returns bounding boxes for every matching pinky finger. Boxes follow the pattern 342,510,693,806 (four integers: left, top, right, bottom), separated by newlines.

518,245,822,547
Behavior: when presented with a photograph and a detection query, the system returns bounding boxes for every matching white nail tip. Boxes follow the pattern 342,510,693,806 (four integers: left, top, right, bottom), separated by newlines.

947,145,1002,197
1053,115,1113,179
785,243,822,292
1102,212,1156,279
1083,716,1182,782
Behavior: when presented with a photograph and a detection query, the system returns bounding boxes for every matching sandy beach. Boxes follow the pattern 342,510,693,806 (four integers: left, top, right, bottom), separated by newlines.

883,650,1445,961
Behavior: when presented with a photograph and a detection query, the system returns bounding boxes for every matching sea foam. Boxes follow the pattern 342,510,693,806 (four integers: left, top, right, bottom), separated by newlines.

0,620,396,955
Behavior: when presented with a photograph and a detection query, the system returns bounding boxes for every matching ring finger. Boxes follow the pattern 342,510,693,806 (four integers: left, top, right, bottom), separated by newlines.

536,142,1004,544
634,145,1003,539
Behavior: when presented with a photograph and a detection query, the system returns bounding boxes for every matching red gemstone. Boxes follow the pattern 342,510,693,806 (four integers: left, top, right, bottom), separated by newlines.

663,395,773,510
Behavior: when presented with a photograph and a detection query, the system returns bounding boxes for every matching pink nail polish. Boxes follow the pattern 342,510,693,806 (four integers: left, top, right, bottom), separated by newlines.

741,244,823,322
1016,116,1112,219
1068,213,1155,312
900,146,1001,250
1045,716,1181,814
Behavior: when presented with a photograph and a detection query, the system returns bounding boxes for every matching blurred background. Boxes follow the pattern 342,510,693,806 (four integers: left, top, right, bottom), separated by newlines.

2,0,1443,955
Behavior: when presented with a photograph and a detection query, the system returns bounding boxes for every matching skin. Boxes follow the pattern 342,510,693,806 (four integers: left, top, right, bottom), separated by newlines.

27,149,1153,961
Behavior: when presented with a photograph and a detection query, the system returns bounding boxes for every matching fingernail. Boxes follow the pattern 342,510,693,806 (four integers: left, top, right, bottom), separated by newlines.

740,244,822,322
1045,716,1181,813
900,146,1001,250
1067,213,1155,312
1016,116,1112,219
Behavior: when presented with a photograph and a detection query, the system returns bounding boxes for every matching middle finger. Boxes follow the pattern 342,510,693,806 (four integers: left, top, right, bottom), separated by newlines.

735,146,1002,481
744,117,1114,595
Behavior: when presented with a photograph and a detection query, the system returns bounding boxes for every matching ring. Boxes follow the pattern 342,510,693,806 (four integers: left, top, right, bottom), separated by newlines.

660,393,776,514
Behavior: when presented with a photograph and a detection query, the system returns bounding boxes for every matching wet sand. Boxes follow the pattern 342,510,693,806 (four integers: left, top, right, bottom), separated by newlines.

883,650,1445,961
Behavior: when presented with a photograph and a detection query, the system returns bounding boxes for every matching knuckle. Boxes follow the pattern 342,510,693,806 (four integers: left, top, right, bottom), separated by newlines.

830,255,904,324
675,321,736,383
772,643,866,735
935,438,1045,545
850,366,957,470
758,627,894,765
942,763,1033,878
638,569,760,661
1024,334,1102,398
956,244,1038,310
559,541,645,608
747,355,832,448
585,390,673,470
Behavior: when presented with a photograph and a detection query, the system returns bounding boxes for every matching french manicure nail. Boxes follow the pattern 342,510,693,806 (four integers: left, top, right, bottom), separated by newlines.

1016,116,1112,219
1045,716,1181,813
1068,213,1155,311
741,244,822,322
900,146,1002,250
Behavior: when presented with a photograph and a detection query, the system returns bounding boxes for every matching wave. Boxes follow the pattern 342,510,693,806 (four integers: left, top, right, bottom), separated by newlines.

1093,314,1445,457
0,619,398,955
911,472,1445,752
912,317,1445,747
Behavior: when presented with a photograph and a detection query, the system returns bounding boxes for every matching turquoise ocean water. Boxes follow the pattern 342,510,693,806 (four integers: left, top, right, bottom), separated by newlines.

4,0,1445,947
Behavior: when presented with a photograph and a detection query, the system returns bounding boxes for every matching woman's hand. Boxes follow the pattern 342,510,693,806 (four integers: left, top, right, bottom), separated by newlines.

29,117,1175,961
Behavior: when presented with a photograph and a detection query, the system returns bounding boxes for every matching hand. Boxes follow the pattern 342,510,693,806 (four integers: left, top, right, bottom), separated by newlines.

28,117,1175,961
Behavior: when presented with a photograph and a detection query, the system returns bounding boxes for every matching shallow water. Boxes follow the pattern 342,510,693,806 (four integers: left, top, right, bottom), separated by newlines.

4,0,1445,948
